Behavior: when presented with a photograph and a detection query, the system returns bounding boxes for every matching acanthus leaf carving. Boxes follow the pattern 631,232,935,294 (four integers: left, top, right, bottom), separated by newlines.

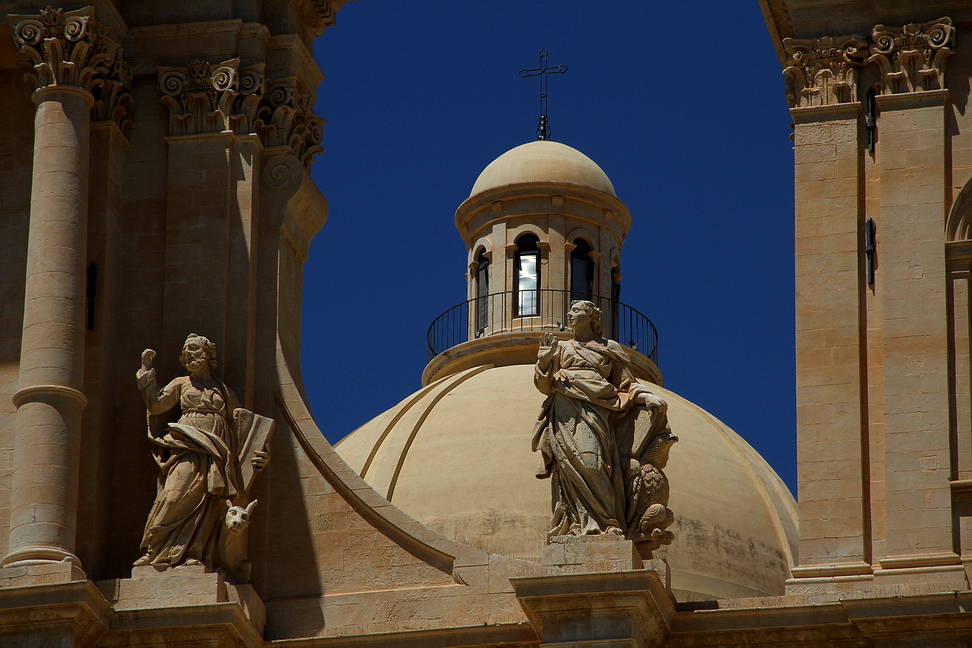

158,63,323,169
8,6,133,126
258,77,324,170
869,17,954,94
782,35,867,108
92,55,134,130
158,58,267,136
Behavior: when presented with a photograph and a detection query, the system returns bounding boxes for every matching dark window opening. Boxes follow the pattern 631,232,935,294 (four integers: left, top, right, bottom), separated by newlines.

570,238,594,302
476,249,490,334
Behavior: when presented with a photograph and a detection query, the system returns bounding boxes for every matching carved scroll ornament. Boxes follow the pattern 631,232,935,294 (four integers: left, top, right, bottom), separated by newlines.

9,6,133,126
158,63,323,169
783,36,867,108
869,17,955,94
158,59,266,136
261,79,325,169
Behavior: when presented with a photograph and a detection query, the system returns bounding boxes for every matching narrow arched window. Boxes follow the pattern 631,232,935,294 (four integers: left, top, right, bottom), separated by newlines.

570,238,594,302
476,249,490,333
515,234,540,317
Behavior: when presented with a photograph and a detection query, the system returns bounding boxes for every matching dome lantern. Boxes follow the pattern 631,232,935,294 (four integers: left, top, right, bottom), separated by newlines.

425,140,659,385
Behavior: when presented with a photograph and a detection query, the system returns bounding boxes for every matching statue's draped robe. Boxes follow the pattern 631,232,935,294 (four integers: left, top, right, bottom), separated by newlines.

533,338,648,538
136,371,244,568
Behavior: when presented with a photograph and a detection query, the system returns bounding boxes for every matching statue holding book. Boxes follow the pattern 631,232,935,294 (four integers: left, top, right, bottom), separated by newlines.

134,333,273,582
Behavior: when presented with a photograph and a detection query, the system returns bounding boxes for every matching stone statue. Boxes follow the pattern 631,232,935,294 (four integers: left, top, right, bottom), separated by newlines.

135,334,273,581
532,301,677,549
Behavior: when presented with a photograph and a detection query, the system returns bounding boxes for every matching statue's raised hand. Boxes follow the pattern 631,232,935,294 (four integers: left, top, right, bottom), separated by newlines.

141,349,156,372
537,332,559,367
635,390,667,412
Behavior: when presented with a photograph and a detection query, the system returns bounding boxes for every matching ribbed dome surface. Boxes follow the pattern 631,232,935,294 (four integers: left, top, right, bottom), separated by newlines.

336,364,798,602
470,141,617,198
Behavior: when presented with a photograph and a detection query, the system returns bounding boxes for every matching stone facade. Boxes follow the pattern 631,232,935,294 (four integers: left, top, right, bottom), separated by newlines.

0,1,971,647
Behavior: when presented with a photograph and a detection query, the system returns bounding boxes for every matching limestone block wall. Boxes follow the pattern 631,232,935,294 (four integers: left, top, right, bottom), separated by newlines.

775,11,972,594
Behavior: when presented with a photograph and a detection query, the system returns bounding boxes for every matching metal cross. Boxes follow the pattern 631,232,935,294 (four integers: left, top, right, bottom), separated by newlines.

519,49,567,141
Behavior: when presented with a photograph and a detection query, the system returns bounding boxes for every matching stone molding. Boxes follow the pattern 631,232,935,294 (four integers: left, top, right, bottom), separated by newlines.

870,17,954,94
8,6,134,127
159,62,324,168
781,17,955,107
783,36,867,108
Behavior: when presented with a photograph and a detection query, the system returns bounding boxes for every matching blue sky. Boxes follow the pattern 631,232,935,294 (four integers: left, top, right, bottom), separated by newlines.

302,1,798,493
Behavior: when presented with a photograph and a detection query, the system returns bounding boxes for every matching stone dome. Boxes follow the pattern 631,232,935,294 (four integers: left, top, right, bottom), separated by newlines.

336,364,798,602
470,140,617,198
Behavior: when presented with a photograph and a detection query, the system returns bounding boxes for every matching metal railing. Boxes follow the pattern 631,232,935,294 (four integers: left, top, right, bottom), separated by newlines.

427,289,658,364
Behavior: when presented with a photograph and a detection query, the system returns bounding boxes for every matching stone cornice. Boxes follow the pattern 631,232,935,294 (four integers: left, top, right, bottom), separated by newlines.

783,35,866,108
8,6,133,127
869,17,954,94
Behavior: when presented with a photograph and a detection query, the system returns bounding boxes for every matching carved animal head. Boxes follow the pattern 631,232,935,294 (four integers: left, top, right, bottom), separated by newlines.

224,499,257,534
643,428,678,469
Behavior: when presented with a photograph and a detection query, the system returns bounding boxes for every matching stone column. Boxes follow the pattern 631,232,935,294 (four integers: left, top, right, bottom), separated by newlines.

3,7,119,569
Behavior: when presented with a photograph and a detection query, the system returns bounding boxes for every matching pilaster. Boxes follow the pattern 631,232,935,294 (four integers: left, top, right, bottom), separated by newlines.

788,101,869,578
780,15,967,593
156,58,325,402
874,88,958,576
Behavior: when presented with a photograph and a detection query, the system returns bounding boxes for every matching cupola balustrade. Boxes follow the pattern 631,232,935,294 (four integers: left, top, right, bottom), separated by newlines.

427,288,658,364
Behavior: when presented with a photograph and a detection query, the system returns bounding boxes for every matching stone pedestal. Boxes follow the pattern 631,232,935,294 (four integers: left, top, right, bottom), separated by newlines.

0,577,110,647
96,564,266,643
542,534,658,576
514,537,675,648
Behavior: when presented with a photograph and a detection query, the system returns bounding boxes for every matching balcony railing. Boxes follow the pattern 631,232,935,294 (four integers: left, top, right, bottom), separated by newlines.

427,289,658,364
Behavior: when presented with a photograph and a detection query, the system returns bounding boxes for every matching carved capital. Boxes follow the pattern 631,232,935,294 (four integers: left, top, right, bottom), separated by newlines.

9,6,123,97
158,59,266,136
783,36,867,108
869,17,954,94
158,64,323,169
259,77,324,170
93,56,134,130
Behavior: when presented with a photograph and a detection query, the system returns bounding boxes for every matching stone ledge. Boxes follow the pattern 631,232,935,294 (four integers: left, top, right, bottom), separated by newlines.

0,579,111,646
669,590,972,646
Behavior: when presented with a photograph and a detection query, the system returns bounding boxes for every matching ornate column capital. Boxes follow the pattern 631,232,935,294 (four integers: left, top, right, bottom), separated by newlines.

8,6,133,127
869,17,955,94
9,6,115,94
158,58,266,136
260,77,324,169
783,36,867,108
158,63,324,170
